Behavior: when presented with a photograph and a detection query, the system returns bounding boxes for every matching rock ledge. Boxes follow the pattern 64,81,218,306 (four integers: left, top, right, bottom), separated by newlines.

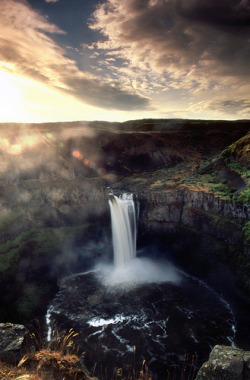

196,345,250,380
0,323,29,364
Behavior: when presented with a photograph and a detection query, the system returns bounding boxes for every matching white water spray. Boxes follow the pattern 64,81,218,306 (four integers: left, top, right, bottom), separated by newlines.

108,193,136,268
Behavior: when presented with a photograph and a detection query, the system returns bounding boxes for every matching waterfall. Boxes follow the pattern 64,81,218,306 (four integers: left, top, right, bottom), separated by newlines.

108,193,136,268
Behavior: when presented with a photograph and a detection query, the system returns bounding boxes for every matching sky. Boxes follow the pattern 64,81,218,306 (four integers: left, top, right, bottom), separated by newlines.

0,0,250,123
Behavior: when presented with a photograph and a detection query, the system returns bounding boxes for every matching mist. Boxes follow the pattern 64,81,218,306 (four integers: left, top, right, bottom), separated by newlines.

94,256,181,288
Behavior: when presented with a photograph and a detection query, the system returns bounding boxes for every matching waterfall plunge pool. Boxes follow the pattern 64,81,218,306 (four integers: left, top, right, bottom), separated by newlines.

45,192,243,378
47,267,236,379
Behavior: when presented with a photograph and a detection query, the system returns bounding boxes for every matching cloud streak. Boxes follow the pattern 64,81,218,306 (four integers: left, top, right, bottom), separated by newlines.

0,0,149,111
208,99,250,116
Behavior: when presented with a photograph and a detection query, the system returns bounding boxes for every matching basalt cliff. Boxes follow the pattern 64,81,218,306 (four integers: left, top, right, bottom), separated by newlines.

0,119,249,323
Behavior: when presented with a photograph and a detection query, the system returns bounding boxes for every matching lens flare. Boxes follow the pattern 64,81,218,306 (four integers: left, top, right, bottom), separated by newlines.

72,150,83,160
83,159,90,166
72,149,107,176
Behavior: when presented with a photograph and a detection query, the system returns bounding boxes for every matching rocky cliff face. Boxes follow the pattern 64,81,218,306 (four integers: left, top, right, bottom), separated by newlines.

138,188,249,251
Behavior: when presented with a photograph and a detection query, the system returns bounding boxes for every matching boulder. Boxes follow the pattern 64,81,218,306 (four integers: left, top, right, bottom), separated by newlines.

0,323,29,364
195,345,250,380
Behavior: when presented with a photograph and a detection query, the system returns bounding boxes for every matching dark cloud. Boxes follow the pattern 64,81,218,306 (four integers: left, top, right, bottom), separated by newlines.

178,0,250,31
90,0,250,88
177,0,250,75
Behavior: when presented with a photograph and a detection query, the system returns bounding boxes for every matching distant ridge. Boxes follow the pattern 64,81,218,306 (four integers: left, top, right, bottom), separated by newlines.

0,118,249,133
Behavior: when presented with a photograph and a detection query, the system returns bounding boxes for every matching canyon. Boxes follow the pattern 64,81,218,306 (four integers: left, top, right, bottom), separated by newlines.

0,119,249,377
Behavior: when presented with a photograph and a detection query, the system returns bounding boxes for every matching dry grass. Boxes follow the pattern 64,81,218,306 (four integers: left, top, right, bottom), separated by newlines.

0,356,153,380
0,328,91,380
18,328,89,380
18,349,88,380
0,328,197,380
0,359,40,379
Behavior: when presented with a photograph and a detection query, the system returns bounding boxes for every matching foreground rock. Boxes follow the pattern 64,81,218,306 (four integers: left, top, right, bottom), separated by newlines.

0,323,29,364
195,345,250,380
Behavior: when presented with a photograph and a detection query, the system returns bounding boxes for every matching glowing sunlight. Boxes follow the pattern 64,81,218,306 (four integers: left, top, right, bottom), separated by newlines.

0,70,23,120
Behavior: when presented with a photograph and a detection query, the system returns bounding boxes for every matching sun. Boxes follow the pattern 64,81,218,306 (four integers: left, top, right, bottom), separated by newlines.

0,70,23,121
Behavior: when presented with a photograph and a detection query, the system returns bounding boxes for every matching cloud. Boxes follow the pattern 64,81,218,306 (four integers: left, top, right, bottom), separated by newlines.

89,0,250,95
63,75,150,110
208,99,250,116
0,0,149,111
187,97,250,119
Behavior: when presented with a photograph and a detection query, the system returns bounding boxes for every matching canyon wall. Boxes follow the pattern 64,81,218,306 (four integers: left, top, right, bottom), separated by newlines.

138,188,249,253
